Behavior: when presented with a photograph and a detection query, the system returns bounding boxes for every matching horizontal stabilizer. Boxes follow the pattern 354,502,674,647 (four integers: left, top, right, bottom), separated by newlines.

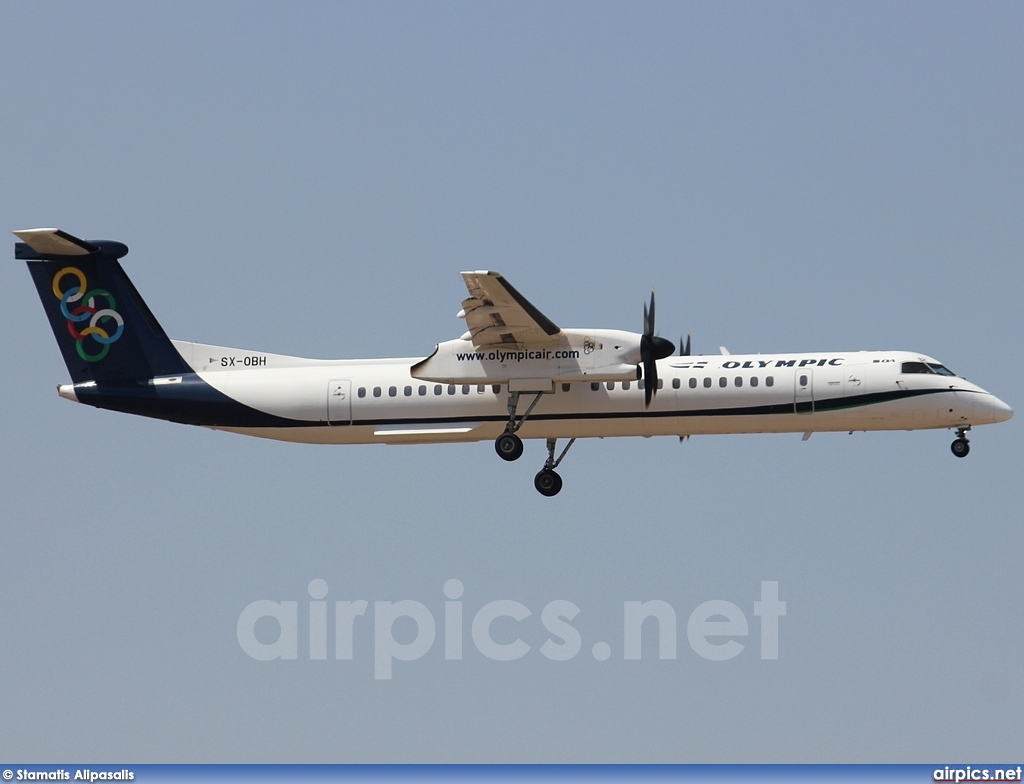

14,228,128,260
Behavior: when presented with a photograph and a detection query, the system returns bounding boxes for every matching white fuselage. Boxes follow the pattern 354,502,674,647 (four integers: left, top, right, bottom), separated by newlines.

22,229,1011,497
166,341,1013,446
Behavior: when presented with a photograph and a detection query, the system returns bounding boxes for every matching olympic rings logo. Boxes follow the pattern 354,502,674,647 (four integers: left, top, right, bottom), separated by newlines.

52,266,125,362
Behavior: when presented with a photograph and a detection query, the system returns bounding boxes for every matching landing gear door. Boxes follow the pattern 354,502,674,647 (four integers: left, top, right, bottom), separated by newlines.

794,370,813,413
328,379,352,425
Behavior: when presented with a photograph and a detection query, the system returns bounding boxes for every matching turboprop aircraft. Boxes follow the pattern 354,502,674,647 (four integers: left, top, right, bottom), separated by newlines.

17,228,1013,496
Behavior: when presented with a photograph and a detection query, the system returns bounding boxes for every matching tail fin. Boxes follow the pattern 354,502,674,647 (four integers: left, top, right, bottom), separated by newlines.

16,228,191,383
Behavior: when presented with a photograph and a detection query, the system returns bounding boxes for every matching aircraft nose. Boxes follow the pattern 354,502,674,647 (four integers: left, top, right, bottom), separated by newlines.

985,395,1014,423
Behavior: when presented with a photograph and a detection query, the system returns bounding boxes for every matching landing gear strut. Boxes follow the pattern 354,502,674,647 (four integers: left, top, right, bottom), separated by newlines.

494,390,543,462
534,437,576,497
492,390,576,495
951,426,971,458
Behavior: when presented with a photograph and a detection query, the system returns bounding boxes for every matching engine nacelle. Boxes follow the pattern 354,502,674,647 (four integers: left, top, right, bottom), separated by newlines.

411,329,643,385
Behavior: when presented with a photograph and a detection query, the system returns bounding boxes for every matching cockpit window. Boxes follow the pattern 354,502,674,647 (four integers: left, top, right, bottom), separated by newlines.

901,361,957,377
901,362,929,374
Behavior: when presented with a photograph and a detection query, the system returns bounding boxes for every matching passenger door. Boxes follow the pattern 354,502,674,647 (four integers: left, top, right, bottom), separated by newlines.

794,370,813,413
328,379,352,425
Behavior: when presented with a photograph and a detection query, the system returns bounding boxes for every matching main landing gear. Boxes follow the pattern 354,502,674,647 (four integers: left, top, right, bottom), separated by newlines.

951,426,971,458
494,390,543,462
494,432,524,461
493,390,576,496
534,437,577,497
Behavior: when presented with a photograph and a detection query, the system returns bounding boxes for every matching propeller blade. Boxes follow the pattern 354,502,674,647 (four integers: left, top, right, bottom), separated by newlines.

644,355,657,407
639,290,674,408
680,333,691,357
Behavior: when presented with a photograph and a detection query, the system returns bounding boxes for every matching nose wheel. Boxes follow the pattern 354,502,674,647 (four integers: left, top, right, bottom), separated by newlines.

951,426,971,458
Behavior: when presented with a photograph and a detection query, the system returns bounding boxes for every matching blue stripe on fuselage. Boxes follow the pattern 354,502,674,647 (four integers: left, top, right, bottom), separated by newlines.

74,373,314,427
70,378,964,430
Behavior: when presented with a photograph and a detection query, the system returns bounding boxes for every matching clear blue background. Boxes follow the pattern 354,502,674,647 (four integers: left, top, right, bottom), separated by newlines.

1,1,1020,762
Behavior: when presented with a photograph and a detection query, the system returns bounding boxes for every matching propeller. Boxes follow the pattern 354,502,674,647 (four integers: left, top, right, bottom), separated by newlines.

640,290,676,407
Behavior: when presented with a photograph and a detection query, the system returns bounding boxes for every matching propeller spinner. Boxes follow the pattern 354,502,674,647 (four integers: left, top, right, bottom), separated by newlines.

640,291,675,407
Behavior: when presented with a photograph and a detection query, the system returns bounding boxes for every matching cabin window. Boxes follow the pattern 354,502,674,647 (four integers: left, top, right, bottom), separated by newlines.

388,386,397,397
434,385,442,395
766,376,774,387
492,385,501,394
658,379,664,389
674,378,683,389
373,387,382,398
622,381,631,390
686,378,694,389
562,383,571,392
703,377,712,388
719,377,727,388
418,385,427,396
606,381,615,391
478,385,486,394
591,382,600,391
638,379,644,390
357,387,366,398
799,375,808,386
404,386,412,396
733,377,741,387
750,377,758,387
461,385,470,395
447,385,456,395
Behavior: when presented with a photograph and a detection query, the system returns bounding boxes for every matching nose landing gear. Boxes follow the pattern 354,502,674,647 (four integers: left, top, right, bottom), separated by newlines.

951,426,971,458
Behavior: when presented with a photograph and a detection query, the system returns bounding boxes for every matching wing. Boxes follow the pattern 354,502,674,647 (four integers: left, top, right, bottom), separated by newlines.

458,270,561,348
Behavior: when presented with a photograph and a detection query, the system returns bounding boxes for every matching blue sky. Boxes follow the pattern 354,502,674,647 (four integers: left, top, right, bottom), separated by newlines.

1,1,1021,762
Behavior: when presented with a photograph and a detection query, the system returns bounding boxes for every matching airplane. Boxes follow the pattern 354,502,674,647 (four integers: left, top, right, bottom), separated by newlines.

16,228,1013,496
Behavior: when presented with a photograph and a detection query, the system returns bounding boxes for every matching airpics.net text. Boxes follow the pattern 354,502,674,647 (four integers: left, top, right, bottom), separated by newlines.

237,580,786,680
